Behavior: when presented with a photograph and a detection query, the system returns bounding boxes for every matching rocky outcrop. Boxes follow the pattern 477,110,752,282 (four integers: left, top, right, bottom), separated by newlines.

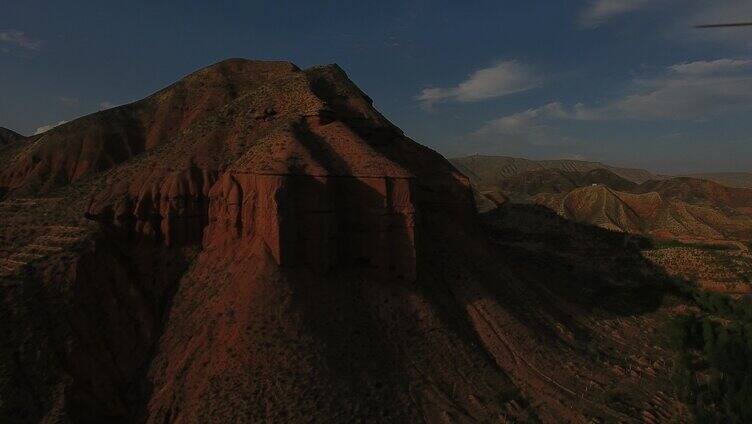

86,165,219,246
206,173,417,280
86,169,419,280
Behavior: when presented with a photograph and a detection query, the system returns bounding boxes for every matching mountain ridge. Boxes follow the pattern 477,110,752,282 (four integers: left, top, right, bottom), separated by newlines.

686,172,752,189
451,154,665,188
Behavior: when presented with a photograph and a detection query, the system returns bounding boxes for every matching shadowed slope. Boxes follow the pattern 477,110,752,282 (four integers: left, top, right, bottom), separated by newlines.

0,128,23,146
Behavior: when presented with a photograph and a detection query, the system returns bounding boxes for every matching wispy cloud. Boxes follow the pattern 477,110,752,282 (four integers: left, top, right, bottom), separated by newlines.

98,101,115,110
593,58,752,120
473,58,752,143
668,58,752,75
34,121,67,135
473,103,581,147
0,30,41,51
578,0,657,28
416,60,541,106
476,103,569,136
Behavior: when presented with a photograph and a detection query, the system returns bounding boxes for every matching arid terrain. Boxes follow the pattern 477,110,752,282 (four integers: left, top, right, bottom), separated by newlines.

454,156,752,296
0,60,748,423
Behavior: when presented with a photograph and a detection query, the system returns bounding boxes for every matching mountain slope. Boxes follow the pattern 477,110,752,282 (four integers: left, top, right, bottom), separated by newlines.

687,172,752,189
0,60,306,197
451,154,662,188
497,168,636,195
532,185,644,233
635,177,752,209
0,127,23,146
531,186,752,241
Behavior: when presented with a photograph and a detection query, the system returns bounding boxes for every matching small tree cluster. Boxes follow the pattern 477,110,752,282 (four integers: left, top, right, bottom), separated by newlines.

667,292,752,423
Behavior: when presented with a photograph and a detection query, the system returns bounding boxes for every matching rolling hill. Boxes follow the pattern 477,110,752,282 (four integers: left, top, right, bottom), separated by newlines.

457,160,752,246
687,172,752,189
450,154,663,189
496,168,637,195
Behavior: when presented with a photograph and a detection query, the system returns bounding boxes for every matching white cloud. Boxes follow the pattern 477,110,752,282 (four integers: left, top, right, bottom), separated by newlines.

416,60,541,106
473,103,581,147
507,59,752,121
0,30,41,50
598,58,752,119
669,58,752,75
473,57,752,142
34,121,67,135
476,103,569,136
98,101,115,110
578,0,656,28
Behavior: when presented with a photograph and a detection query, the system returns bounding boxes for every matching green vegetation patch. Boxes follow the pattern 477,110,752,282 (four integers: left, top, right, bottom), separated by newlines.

667,288,752,423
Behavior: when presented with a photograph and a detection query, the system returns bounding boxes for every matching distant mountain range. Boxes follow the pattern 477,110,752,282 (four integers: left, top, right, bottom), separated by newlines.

451,155,752,189
685,172,752,189
450,155,665,187
452,155,752,244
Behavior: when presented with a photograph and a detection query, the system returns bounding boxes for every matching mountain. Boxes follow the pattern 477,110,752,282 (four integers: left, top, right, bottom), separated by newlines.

496,168,636,196
0,127,23,146
2,60,308,196
450,154,663,189
532,185,645,233
687,172,752,189
0,59,694,423
635,177,752,209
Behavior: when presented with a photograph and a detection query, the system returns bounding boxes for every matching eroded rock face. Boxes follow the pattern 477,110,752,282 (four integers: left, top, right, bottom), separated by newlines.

205,173,417,280
87,170,419,280
86,165,219,246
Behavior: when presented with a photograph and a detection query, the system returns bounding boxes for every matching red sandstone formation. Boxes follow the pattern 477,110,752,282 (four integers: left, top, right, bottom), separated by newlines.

0,60,691,423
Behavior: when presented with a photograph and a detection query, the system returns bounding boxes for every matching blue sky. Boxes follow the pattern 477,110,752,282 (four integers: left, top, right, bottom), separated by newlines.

2,0,752,173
